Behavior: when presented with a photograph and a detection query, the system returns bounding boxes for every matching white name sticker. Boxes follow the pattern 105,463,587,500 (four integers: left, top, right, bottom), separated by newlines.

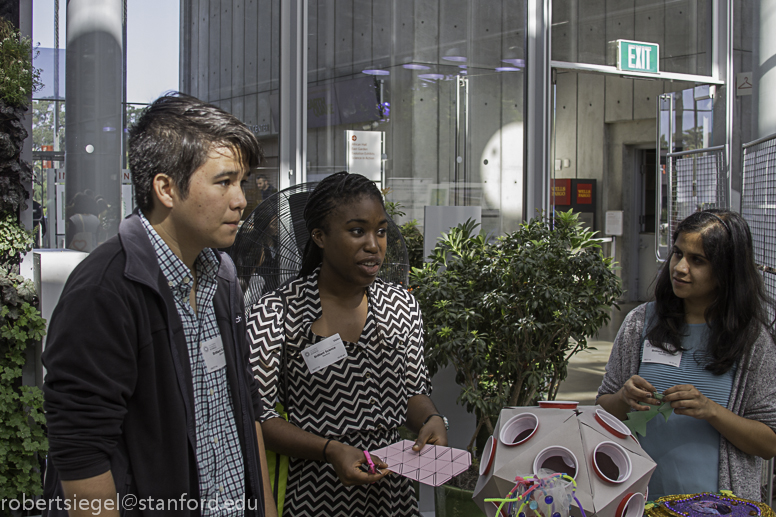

201,336,227,373
642,341,683,368
302,334,348,375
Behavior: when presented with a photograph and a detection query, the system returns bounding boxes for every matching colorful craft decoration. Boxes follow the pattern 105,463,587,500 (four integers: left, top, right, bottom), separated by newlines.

624,393,674,437
474,405,656,517
484,472,584,517
369,439,471,487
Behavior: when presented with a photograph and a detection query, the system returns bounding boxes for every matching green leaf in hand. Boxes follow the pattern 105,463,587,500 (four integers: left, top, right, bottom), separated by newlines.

623,393,674,437
654,393,673,422
624,408,654,437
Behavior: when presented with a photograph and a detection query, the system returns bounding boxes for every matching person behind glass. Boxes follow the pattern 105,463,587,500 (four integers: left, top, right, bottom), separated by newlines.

255,173,277,203
247,172,448,516
597,210,776,500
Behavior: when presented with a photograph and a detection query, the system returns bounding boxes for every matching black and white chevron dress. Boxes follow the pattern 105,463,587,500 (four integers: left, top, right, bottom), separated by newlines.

246,270,429,516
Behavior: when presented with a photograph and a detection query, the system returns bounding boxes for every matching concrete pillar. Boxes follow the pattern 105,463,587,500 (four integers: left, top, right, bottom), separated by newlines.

65,0,123,249
525,0,552,221
754,0,776,139
279,0,307,189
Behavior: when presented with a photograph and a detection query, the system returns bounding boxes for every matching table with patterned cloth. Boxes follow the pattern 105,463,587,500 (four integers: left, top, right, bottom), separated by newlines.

645,492,775,517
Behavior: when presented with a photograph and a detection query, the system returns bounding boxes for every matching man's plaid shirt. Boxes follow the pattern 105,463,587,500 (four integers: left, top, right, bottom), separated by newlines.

141,213,244,515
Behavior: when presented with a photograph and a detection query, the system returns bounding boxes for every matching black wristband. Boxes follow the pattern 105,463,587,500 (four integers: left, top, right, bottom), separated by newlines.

422,413,449,430
322,438,333,463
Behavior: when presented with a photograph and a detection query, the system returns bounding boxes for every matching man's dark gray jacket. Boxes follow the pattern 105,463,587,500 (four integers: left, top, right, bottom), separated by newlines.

42,214,265,516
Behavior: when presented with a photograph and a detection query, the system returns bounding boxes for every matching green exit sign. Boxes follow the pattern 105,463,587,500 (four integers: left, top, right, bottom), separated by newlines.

609,40,659,74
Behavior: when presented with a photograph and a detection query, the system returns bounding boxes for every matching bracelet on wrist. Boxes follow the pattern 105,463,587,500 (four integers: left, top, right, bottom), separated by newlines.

322,438,333,463
422,413,449,431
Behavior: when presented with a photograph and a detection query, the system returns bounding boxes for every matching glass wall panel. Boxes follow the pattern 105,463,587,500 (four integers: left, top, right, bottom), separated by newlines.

179,0,282,219
32,0,66,248
307,0,526,237
551,0,712,76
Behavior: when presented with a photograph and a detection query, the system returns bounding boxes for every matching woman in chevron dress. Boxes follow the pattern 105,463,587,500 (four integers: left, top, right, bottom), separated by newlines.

247,172,448,516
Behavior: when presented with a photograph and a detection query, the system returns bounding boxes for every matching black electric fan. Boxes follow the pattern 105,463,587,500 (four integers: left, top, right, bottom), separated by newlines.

229,182,410,310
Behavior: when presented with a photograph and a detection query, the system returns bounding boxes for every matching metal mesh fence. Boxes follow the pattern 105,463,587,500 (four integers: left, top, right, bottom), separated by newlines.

667,146,728,248
742,134,776,323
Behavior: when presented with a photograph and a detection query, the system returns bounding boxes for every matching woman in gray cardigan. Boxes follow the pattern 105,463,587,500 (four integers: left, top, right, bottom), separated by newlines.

598,210,776,501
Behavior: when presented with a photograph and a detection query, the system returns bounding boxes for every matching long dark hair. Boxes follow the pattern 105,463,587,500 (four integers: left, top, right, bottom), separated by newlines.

647,210,774,374
298,172,385,277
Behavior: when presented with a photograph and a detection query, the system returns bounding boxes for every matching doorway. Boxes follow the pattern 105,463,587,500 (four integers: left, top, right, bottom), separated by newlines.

636,149,659,301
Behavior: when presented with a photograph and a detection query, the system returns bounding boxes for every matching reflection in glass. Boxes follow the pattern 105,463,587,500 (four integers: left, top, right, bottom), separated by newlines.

551,0,711,76
307,0,527,237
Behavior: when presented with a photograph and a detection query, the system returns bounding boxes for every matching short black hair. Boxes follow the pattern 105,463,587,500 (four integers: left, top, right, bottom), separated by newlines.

129,92,263,211
299,172,384,277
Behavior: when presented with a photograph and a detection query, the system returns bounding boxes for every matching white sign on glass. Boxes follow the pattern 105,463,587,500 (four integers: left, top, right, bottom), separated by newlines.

605,211,623,236
736,72,753,96
346,130,383,182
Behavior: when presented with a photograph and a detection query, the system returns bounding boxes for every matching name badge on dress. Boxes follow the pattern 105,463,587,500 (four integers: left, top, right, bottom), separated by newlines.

201,336,227,373
302,333,348,374
642,340,683,367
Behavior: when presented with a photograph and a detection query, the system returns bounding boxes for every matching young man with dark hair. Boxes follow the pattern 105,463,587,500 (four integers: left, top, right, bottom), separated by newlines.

254,173,277,203
42,93,276,517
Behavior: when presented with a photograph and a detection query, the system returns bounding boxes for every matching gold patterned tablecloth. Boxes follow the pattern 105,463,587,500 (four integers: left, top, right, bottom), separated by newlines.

645,493,775,517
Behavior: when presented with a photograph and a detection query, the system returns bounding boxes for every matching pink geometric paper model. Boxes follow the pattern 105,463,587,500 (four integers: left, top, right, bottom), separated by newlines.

370,439,471,487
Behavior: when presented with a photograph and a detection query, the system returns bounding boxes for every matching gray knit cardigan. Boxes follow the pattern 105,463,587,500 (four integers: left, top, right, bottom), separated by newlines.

597,303,776,501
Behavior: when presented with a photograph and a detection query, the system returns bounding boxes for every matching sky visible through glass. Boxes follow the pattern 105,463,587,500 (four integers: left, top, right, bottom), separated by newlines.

32,0,180,104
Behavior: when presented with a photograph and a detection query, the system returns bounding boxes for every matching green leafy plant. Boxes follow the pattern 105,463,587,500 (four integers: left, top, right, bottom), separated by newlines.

0,267,47,501
0,20,41,108
0,214,32,267
1,19,38,218
381,188,425,272
399,219,424,271
411,210,622,451
0,17,48,506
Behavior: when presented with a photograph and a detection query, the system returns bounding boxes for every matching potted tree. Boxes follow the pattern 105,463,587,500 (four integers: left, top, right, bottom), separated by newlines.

383,191,425,271
410,211,622,512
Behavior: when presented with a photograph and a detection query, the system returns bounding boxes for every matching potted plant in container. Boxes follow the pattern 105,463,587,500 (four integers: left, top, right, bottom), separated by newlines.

410,211,622,513
382,191,424,271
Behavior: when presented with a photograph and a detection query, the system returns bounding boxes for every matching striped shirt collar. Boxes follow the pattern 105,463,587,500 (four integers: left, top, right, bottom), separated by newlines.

283,267,404,340
138,211,220,297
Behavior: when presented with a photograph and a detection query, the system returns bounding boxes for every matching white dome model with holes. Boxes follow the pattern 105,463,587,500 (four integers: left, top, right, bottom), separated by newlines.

475,404,656,517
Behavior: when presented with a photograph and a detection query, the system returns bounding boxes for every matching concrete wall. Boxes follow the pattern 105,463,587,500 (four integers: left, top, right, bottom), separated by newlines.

733,0,753,194
554,72,669,301
180,0,280,139
181,0,528,235
549,1,746,303
305,0,527,235
180,0,740,293
753,0,776,140
553,0,711,76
